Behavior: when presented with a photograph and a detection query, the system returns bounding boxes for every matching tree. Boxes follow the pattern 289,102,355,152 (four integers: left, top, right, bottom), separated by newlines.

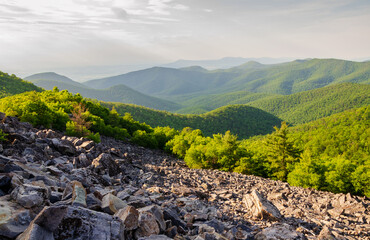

265,122,301,181
66,102,92,137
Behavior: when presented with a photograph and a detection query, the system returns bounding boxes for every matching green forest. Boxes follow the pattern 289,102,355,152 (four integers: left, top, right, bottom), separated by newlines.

103,102,282,139
0,88,368,197
0,71,43,98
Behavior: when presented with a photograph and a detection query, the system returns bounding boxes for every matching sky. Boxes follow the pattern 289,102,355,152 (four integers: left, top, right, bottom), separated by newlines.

1,0,370,79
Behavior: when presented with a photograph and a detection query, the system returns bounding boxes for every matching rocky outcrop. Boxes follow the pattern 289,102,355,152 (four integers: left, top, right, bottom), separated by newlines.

0,112,368,240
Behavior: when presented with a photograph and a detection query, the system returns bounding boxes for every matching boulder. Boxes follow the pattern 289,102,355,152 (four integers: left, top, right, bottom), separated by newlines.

135,211,160,238
51,138,76,155
139,205,166,231
243,190,283,221
254,223,307,240
16,205,125,240
101,193,127,215
92,153,120,176
0,196,32,239
11,183,50,209
71,181,87,207
163,208,187,229
114,205,139,230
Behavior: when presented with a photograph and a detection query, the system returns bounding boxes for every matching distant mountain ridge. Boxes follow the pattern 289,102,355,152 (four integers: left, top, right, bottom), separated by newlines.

25,72,181,111
161,57,292,69
84,58,370,100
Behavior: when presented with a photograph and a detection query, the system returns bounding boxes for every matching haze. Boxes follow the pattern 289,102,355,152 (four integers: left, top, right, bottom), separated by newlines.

1,0,370,80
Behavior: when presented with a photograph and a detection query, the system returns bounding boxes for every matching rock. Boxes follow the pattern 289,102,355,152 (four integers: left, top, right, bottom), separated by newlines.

317,226,337,240
135,211,160,238
16,205,125,240
51,138,76,155
16,222,54,240
205,219,225,234
0,196,32,239
165,226,178,238
254,223,307,240
101,193,127,214
138,235,172,240
0,174,12,194
86,193,101,209
163,208,187,229
92,153,120,176
243,190,283,221
230,224,253,240
50,191,63,204
140,205,166,231
76,153,91,168
79,140,95,150
46,166,64,177
116,190,130,201
11,183,50,209
71,181,87,207
114,205,139,230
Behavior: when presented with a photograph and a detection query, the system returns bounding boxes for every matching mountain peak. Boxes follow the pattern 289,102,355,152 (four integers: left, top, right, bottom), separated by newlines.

25,72,75,83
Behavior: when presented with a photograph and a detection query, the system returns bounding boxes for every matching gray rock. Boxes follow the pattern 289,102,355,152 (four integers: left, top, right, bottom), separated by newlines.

16,205,125,240
76,153,91,167
51,138,76,155
243,190,283,221
11,183,50,209
86,193,101,209
92,153,120,176
254,223,307,240
16,222,54,240
0,196,32,239
163,208,187,229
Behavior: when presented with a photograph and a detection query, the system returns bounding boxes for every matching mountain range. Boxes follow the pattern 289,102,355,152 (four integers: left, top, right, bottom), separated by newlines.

25,59,370,119
25,72,180,111
83,58,370,100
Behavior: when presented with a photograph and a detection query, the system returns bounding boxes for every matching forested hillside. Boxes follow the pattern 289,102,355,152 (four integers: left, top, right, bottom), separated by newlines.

0,88,368,197
165,106,370,197
103,102,281,138
26,72,181,111
0,71,43,98
243,106,370,197
178,83,370,124
248,83,370,124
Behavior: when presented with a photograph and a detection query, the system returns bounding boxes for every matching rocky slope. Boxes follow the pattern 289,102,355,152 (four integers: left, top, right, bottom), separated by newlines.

0,113,368,240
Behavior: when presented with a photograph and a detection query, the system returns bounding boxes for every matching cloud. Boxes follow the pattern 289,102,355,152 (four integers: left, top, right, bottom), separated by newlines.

0,3,30,12
111,7,129,20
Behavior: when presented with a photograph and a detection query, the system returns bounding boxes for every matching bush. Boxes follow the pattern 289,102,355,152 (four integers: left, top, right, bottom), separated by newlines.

0,129,7,142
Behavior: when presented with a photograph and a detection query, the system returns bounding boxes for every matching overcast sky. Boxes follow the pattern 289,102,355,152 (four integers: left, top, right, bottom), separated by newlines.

1,0,370,78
